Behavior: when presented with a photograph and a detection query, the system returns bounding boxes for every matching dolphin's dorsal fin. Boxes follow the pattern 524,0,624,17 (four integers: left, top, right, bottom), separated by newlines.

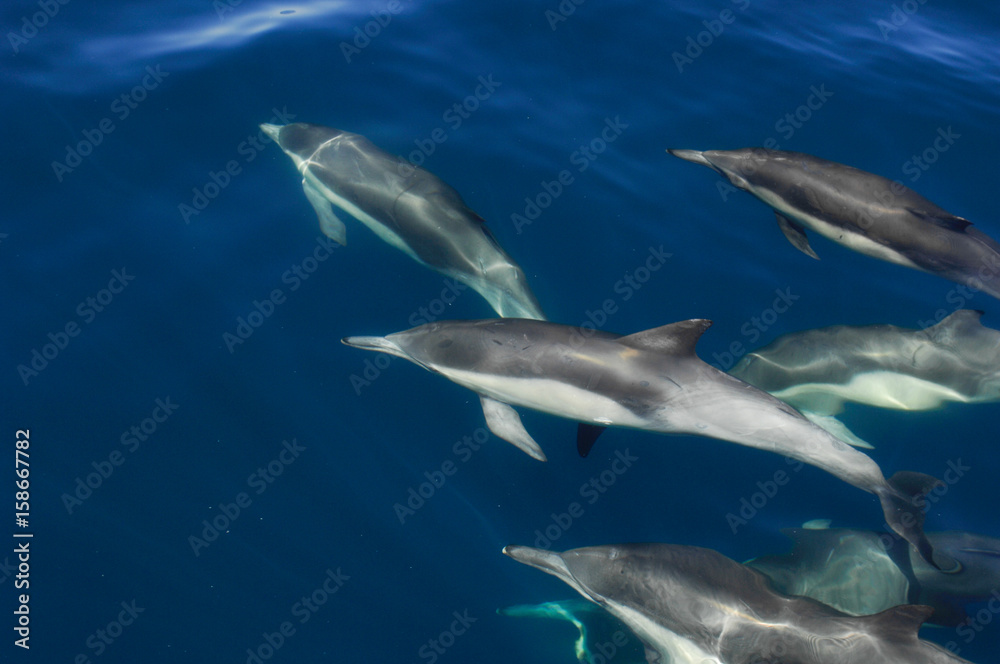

617,320,712,356
576,423,607,457
861,604,933,640
775,212,820,259
924,309,985,340
906,208,972,232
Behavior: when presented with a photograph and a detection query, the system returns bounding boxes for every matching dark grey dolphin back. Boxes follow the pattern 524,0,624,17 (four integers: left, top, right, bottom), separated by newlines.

385,319,705,418
562,544,787,627
387,319,620,375
707,149,974,242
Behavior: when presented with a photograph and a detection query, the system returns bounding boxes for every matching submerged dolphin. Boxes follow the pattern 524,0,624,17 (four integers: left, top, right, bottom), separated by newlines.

731,310,1000,448
342,318,941,563
668,148,1000,300
261,122,546,320
747,523,1000,627
504,543,973,663
498,599,646,663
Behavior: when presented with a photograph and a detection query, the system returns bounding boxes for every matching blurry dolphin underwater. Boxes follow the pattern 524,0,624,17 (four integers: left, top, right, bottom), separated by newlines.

342,317,942,564
667,148,1000,300
504,543,974,663
261,122,546,320
730,309,1000,448
747,521,1000,628
497,598,645,663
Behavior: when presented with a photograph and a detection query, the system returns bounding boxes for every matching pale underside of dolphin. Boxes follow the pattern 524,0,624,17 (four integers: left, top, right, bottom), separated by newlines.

504,543,973,664
261,122,546,320
731,309,1000,448
342,317,942,564
668,147,1000,301
746,521,1000,627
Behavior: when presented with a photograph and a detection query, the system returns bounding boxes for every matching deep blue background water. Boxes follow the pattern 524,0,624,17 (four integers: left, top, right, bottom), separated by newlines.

4,0,1000,661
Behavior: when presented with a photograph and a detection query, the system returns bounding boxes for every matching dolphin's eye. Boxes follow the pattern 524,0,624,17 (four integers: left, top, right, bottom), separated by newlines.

437,339,453,349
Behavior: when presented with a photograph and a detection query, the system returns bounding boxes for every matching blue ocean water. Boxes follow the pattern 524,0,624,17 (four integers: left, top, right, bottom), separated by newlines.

4,0,1000,661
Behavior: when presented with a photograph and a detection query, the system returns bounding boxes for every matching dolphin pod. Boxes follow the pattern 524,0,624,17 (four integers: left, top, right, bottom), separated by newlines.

668,148,1000,301
261,122,546,320
259,120,998,660
342,317,941,565
731,309,1000,448
504,542,973,664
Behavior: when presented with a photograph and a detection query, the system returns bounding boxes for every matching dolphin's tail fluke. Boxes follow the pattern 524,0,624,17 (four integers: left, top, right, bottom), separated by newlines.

876,471,944,568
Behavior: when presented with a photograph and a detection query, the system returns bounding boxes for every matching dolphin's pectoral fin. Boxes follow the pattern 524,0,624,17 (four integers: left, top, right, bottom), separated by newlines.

302,178,348,245
906,208,973,232
576,423,607,458
480,395,547,461
775,212,820,259
725,172,749,189
801,411,874,449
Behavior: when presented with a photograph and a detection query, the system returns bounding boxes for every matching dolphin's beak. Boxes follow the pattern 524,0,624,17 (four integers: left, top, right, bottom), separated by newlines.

342,336,398,352
341,335,419,364
260,123,283,142
503,545,572,578
504,546,602,623
666,149,712,166
341,334,445,375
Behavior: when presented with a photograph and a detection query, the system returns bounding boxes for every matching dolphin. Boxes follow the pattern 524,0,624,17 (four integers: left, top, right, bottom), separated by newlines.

342,317,941,564
261,122,546,320
730,310,1000,448
747,523,1000,627
498,598,646,663
667,148,1000,300
504,543,973,664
